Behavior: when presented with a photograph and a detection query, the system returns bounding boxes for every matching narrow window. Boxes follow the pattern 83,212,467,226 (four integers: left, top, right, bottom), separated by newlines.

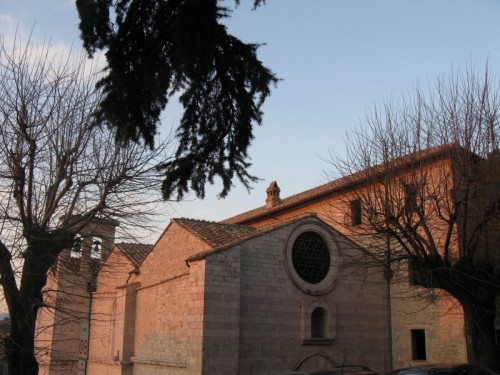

350,199,362,225
71,235,82,258
411,329,426,360
404,183,417,214
311,307,327,338
408,258,432,286
68,235,83,271
408,259,422,286
90,237,102,275
91,237,102,259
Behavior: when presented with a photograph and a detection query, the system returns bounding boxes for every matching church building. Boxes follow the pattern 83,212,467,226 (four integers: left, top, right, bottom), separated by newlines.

86,214,389,374
36,145,470,375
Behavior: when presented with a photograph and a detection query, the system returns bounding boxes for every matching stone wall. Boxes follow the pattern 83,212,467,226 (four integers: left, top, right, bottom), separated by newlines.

200,247,242,374
130,222,210,375
390,261,466,368
238,159,468,369
232,219,388,374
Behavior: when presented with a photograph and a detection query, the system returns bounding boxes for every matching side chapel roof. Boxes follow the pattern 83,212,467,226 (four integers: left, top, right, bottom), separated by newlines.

173,218,258,248
181,213,319,262
115,243,152,267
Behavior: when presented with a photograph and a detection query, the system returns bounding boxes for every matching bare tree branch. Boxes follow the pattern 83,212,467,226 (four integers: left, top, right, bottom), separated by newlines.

327,63,500,370
0,35,174,374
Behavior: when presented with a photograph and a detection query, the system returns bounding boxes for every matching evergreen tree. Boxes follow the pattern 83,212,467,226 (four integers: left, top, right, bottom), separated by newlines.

76,0,278,200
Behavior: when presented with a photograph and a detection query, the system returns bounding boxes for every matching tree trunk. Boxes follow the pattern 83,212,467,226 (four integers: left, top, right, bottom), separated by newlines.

430,258,500,371
0,234,70,375
5,312,39,375
462,298,500,372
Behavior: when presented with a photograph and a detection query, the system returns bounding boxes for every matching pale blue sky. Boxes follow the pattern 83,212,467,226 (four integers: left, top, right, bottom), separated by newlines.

3,0,500,229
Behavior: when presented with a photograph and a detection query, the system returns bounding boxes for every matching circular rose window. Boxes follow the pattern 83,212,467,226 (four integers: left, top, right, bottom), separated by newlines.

284,221,340,295
292,232,330,284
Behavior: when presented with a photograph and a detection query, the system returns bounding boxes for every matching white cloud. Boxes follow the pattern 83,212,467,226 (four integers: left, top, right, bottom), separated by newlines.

0,14,23,46
0,19,106,81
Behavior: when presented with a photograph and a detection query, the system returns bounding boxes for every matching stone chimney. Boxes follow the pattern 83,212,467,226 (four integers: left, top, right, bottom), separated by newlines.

266,181,281,208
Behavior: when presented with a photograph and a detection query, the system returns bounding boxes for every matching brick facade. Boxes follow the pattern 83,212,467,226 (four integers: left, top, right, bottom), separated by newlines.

36,219,118,375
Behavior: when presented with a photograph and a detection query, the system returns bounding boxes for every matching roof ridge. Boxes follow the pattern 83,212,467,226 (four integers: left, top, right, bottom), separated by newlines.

174,217,251,227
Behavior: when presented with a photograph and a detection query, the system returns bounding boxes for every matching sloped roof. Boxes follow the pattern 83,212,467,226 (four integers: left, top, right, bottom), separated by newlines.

115,243,152,267
223,144,457,225
173,218,257,248
184,213,320,262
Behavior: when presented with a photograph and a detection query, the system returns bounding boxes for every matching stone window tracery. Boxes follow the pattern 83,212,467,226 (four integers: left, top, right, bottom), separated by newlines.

284,220,340,295
292,232,330,284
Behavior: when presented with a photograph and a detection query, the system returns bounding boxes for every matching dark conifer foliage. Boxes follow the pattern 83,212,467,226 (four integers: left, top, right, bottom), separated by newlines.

76,0,278,200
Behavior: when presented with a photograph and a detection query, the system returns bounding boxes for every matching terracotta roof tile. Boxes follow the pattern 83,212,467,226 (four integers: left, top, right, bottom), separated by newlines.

173,218,257,248
186,213,318,262
115,243,153,267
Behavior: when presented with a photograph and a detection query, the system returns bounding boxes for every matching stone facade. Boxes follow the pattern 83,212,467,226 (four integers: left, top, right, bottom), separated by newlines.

37,146,473,374
86,216,389,375
223,148,468,370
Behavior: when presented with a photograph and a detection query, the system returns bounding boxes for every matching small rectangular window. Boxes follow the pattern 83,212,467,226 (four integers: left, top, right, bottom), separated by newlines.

404,183,417,214
311,307,326,339
408,259,426,286
411,329,426,360
350,199,362,226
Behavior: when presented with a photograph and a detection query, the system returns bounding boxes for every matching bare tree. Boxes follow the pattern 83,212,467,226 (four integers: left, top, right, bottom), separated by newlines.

328,65,500,370
0,35,172,375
